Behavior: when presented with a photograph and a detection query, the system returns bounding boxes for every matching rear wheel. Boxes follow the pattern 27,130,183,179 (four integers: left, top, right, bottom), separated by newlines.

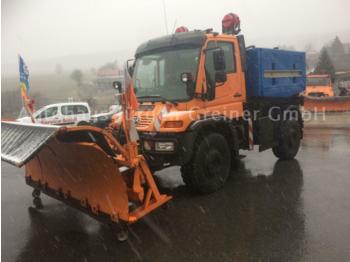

181,133,231,194
272,120,301,160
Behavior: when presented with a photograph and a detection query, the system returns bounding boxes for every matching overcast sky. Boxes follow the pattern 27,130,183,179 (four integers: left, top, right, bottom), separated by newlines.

2,0,350,73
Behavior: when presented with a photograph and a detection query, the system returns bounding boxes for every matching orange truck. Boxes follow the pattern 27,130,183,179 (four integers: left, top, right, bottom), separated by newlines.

303,74,350,112
1,13,306,240
112,14,306,194
305,74,334,97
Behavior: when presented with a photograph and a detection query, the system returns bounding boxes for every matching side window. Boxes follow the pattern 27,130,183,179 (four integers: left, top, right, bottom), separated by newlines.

219,42,236,73
158,59,165,86
75,105,88,114
61,105,75,115
36,107,58,119
205,41,236,76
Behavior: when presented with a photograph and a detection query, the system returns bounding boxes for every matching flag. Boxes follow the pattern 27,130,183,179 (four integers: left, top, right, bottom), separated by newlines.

18,55,35,122
19,55,30,99
123,62,139,142
123,64,138,112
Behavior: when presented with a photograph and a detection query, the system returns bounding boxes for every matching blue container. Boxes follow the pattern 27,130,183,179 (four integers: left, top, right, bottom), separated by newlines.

245,48,306,98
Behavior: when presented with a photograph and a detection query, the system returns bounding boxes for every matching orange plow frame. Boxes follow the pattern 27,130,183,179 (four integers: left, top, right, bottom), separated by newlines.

303,95,350,112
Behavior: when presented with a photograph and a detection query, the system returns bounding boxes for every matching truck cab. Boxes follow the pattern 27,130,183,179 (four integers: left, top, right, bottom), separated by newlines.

305,74,334,97
118,31,247,164
112,20,305,193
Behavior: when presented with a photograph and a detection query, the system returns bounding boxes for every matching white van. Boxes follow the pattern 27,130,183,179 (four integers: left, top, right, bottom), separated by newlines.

17,102,91,126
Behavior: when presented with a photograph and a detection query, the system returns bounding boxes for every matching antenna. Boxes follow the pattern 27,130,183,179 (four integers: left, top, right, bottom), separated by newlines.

162,0,169,34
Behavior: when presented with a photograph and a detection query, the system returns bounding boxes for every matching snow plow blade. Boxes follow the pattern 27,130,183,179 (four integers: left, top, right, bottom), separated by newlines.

1,122,60,167
304,95,350,112
1,122,171,226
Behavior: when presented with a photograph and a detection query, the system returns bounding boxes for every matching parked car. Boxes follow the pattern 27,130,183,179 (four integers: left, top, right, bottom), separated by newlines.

17,102,91,126
90,105,121,128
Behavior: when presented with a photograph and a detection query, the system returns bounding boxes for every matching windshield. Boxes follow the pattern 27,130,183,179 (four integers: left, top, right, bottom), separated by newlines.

307,77,330,86
133,47,200,101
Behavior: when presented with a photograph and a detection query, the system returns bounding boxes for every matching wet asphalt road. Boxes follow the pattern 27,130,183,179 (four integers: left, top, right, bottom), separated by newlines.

2,128,350,262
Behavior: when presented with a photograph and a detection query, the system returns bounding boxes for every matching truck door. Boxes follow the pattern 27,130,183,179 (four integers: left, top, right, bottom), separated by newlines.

204,40,244,112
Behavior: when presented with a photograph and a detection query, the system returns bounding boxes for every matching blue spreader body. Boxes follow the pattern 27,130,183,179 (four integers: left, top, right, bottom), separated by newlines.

245,48,306,98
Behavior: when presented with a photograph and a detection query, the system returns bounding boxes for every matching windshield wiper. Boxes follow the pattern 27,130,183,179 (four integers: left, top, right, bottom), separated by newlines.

138,95,167,101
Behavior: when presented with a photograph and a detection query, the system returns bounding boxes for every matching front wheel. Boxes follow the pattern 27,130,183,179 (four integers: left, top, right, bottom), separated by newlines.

272,120,301,160
77,121,89,126
181,133,231,194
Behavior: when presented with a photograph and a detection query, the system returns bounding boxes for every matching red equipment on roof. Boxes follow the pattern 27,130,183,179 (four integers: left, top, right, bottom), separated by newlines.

222,13,241,35
175,26,189,33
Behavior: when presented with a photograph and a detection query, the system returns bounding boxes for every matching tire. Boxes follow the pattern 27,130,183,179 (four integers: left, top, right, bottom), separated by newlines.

272,120,301,160
181,133,231,194
77,121,89,126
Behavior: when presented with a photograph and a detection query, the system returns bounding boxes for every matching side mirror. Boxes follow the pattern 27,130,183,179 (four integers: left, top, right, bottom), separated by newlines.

126,59,135,77
181,72,195,96
213,49,227,84
112,81,123,93
213,49,226,71
180,72,193,83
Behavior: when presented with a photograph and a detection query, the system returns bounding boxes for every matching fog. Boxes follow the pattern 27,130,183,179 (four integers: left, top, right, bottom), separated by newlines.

2,0,350,75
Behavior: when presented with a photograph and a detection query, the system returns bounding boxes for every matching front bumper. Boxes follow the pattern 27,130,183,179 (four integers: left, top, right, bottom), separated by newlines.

138,131,196,170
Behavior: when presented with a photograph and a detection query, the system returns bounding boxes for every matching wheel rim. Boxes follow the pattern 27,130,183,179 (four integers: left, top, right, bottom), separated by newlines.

205,150,223,178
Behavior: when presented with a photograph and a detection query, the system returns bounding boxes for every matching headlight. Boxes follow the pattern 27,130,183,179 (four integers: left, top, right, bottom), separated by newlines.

155,142,175,152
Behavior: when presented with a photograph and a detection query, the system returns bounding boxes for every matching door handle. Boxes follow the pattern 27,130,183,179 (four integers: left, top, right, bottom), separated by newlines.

233,92,242,97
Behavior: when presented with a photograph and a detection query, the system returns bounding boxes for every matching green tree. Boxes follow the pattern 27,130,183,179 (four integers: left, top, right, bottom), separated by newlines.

70,69,83,86
314,48,335,82
330,36,345,56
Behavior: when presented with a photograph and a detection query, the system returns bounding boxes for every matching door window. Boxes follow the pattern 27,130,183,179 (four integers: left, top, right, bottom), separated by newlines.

205,41,236,76
35,107,58,119
61,105,88,115
61,105,75,115
75,105,89,114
